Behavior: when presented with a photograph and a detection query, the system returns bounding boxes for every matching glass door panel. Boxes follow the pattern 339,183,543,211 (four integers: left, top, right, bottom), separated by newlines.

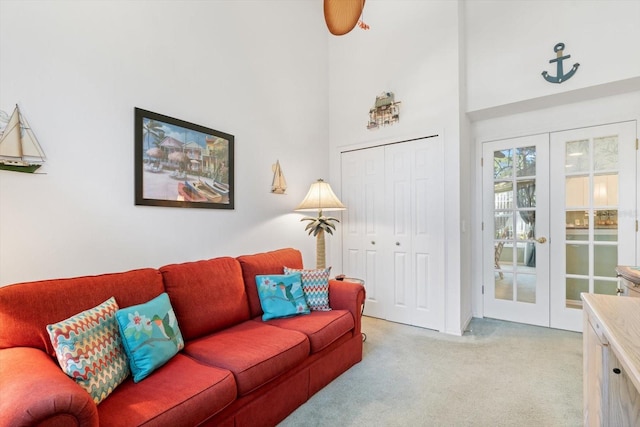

550,121,636,331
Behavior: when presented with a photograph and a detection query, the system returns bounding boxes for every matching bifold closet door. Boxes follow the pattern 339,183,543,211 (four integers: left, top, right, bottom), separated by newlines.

341,146,387,320
384,139,445,330
341,137,445,331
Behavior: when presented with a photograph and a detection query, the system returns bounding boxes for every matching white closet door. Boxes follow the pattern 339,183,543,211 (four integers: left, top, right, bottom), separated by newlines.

385,139,445,330
341,136,445,331
341,147,386,319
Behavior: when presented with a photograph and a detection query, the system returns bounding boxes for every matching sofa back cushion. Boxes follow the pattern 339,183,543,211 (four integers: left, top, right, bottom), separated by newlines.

237,248,303,319
0,268,164,356
160,257,249,341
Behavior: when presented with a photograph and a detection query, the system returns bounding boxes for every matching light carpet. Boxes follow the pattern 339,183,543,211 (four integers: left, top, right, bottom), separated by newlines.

279,316,583,426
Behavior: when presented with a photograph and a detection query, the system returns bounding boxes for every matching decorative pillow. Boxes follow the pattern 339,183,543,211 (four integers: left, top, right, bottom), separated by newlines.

46,297,130,404
283,266,332,311
255,273,311,321
115,293,184,383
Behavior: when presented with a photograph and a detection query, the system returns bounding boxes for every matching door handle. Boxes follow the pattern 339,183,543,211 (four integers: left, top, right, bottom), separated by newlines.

535,237,547,244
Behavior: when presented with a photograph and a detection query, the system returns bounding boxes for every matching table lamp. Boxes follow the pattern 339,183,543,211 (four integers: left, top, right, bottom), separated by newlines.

295,179,346,269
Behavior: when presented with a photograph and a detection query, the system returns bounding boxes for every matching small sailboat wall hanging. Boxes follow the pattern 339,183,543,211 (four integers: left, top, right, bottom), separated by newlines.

0,105,46,173
271,160,287,194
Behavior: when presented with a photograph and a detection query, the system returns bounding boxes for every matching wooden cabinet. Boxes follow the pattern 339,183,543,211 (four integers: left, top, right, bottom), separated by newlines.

582,294,640,426
607,346,640,425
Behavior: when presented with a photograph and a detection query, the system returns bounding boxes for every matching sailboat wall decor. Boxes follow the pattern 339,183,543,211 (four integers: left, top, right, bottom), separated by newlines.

271,160,287,194
0,105,47,173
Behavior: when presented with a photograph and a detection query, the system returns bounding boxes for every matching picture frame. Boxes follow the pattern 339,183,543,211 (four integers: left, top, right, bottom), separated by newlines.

134,108,234,209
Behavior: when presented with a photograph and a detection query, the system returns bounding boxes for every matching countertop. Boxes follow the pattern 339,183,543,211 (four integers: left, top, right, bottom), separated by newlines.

582,293,640,393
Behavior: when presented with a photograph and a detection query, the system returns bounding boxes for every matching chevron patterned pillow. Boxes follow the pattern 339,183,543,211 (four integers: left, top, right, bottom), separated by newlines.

47,297,130,404
284,266,332,311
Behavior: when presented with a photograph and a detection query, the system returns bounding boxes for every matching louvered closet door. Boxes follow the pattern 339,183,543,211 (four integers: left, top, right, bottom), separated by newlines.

341,136,445,331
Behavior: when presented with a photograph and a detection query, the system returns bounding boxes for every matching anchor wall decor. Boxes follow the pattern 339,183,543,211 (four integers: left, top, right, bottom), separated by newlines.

542,42,579,84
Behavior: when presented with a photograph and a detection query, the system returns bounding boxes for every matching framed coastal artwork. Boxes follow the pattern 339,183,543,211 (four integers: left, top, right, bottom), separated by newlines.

134,108,234,209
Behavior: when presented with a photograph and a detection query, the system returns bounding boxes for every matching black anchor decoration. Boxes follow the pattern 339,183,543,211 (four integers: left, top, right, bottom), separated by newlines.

542,42,580,84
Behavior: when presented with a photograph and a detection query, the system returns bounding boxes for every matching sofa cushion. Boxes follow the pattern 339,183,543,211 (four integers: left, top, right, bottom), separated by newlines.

256,273,310,320
97,354,237,427
116,293,184,383
258,309,355,353
46,296,130,404
0,268,165,355
283,266,332,311
184,321,310,396
237,248,304,318
160,257,250,341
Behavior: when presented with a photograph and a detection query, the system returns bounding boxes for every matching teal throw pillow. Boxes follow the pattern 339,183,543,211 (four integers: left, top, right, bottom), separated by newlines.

115,293,184,382
256,273,310,321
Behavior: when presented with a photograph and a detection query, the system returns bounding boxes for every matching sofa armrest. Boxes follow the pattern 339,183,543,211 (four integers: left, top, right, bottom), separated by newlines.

328,279,366,336
0,347,98,427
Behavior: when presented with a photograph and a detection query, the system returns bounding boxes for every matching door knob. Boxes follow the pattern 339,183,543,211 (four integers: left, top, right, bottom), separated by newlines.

536,237,547,244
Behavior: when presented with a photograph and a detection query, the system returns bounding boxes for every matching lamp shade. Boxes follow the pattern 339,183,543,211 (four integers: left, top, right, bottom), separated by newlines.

295,179,346,212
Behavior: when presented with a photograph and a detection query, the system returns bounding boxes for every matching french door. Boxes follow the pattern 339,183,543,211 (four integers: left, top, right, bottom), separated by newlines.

549,122,636,331
482,134,551,327
483,121,637,331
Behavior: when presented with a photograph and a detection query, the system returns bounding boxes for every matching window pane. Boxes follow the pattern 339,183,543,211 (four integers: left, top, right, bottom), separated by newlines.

566,277,588,309
495,271,513,301
595,210,617,242
565,176,589,207
494,149,512,179
566,210,588,241
516,213,535,241
593,174,618,206
517,273,536,303
594,279,618,296
566,244,588,275
565,139,589,172
494,181,513,209
516,179,536,208
594,245,617,278
593,135,618,171
516,146,536,176
494,212,511,239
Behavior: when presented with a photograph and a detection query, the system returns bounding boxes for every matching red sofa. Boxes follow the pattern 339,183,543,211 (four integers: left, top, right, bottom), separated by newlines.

0,248,365,427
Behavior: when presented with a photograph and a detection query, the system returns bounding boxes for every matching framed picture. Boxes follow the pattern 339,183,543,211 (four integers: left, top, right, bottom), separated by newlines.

134,108,234,209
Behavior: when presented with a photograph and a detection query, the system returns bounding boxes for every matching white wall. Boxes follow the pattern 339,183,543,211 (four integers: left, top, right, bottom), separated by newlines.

466,0,640,114
0,0,329,286
327,0,468,334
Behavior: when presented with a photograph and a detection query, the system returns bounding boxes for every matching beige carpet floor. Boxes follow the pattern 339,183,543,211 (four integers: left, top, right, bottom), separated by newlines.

279,316,583,427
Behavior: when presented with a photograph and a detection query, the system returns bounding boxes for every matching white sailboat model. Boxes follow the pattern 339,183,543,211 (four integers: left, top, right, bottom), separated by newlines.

271,160,287,194
0,105,46,173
